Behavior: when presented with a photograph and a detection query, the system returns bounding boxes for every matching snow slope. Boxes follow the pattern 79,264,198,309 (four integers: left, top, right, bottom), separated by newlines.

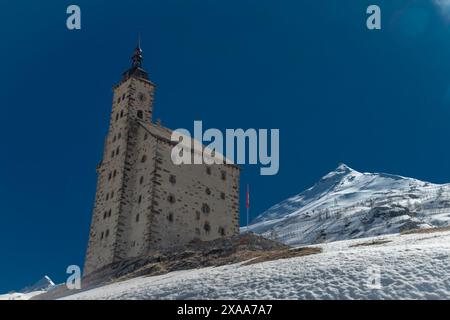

246,164,450,246
59,230,450,300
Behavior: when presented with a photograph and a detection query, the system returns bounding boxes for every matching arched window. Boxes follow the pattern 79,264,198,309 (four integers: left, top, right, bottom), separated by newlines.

141,155,147,163
138,195,142,204
205,188,211,195
167,213,174,222
120,110,124,118
204,221,211,233
168,194,176,204
139,176,144,184
202,203,210,215
105,229,110,238
206,167,211,175
221,192,226,200
136,214,140,222
137,110,143,119
219,226,226,236
221,171,226,180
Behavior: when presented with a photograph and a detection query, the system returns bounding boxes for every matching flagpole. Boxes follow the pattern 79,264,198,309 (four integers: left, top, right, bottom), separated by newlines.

246,184,250,232
247,206,249,230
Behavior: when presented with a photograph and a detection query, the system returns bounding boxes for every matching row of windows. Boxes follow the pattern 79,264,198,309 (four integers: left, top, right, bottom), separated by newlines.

133,172,226,212
206,167,227,180
165,190,225,204
103,209,112,219
99,223,225,241
111,146,120,159
105,191,115,201
112,132,122,143
137,160,226,183
164,196,212,216
117,93,126,104
205,188,226,199
100,229,110,239
162,212,225,236
114,109,144,122
108,170,118,181
200,223,225,236
115,110,126,122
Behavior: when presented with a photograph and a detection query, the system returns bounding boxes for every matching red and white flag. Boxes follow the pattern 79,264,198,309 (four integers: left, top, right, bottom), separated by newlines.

246,184,250,209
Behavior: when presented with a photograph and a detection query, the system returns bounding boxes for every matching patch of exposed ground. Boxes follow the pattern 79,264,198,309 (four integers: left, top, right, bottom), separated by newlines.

242,247,322,266
349,239,392,248
401,226,450,235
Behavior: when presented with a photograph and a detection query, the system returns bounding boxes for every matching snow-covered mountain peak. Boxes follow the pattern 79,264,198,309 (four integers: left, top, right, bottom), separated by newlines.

317,163,361,191
327,163,356,176
248,165,450,246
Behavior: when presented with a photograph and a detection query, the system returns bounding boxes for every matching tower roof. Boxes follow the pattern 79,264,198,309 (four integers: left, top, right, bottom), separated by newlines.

122,36,149,81
132,35,143,68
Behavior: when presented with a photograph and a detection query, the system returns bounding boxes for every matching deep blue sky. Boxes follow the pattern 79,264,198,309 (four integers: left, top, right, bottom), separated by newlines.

2,0,450,292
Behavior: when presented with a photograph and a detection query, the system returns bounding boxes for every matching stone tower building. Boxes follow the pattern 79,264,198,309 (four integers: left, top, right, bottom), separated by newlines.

84,42,240,275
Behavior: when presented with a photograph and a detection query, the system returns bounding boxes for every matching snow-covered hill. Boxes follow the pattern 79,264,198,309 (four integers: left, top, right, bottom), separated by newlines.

247,164,450,246
59,229,450,299
4,229,450,300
